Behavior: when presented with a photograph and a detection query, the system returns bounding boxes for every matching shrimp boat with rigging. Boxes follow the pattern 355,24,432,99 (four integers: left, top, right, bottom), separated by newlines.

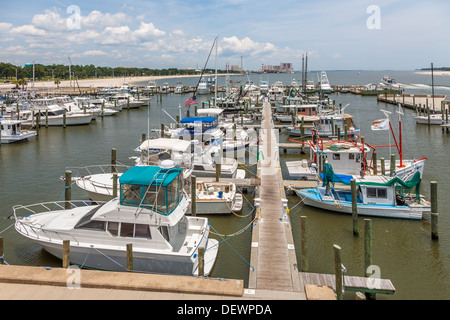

14,164,219,276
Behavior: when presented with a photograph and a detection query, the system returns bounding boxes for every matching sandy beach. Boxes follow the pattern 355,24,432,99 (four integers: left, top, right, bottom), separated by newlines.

415,71,450,76
0,74,215,90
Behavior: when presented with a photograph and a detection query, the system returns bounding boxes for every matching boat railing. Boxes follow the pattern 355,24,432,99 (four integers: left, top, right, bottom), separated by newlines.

65,163,132,180
13,200,104,246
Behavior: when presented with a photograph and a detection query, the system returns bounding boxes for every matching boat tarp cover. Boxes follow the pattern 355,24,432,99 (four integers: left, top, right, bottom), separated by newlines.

119,166,182,187
180,117,217,124
322,163,421,199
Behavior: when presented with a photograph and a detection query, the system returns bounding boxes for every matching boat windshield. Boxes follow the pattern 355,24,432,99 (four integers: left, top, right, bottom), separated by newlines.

120,173,183,215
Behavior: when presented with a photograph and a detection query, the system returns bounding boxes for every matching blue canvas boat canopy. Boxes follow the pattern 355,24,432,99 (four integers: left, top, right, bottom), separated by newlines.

180,117,217,124
119,166,182,187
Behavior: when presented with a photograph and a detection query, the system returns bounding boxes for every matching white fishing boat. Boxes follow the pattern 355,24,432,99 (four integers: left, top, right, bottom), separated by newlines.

174,82,185,94
20,103,93,127
111,93,144,108
187,180,243,214
0,116,37,143
286,138,426,182
317,71,333,93
380,76,400,88
197,78,210,95
285,113,359,137
259,80,269,94
160,83,170,94
14,165,219,276
295,168,430,220
268,81,284,102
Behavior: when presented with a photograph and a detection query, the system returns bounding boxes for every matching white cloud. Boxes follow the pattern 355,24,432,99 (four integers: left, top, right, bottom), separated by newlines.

220,36,276,56
31,9,67,31
10,25,46,36
81,11,132,29
82,50,108,56
0,22,13,32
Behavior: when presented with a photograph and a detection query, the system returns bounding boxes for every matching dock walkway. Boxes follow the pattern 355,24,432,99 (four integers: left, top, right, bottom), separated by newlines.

248,100,303,296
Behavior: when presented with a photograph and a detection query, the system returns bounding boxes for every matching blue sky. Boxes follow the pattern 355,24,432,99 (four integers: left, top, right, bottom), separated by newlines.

1,0,449,70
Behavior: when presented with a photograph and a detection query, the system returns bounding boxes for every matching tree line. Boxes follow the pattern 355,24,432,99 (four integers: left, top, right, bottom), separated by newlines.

0,62,232,82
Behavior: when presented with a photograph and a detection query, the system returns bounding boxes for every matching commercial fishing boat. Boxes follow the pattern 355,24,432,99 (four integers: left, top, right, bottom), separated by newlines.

14,164,219,276
294,164,430,220
0,116,37,143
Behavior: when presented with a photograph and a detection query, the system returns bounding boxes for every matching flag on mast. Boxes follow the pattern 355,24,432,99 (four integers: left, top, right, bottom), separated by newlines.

184,95,197,108
371,118,390,130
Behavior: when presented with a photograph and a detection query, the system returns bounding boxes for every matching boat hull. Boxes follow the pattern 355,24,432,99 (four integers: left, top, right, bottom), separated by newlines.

1,131,37,143
30,237,218,276
295,189,427,220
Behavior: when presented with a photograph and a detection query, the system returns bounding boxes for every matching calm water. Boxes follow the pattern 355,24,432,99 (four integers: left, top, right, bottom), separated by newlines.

0,71,448,300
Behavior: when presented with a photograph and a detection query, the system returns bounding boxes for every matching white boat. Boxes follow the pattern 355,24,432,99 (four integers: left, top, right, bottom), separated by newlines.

20,104,93,127
317,71,332,93
187,180,243,214
174,82,185,94
0,116,37,143
295,169,430,220
173,116,254,160
111,93,144,108
380,76,400,88
259,80,269,94
14,165,219,276
413,114,444,125
160,83,170,94
285,113,359,137
286,138,426,182
143,81,157,94
268,82,284,102
73,139,193,202
197,78,210,95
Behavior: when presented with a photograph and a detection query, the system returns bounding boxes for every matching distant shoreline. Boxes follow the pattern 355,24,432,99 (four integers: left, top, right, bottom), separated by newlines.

0,74,228,90
415,71,450,76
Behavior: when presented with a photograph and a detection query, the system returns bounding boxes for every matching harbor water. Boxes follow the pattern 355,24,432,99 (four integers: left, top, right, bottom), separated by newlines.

0,71,449,299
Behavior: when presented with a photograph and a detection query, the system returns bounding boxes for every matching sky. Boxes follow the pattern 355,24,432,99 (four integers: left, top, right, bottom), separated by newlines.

0,0,449,71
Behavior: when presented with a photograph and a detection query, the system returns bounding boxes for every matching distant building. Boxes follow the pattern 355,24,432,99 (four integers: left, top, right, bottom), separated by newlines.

259,62,293,73
230,64,243,72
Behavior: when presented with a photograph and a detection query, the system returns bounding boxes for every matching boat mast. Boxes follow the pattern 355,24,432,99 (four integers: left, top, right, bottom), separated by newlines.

431,62,435,111
215,37,218,108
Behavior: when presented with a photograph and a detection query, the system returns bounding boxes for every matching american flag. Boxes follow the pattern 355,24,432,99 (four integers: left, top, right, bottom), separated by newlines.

184,95,197,108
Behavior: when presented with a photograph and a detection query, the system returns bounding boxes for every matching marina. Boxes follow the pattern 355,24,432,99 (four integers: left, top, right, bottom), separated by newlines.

0,70,449,301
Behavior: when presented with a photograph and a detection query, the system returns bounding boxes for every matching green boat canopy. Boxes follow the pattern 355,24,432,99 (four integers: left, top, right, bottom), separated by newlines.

119,166,182,187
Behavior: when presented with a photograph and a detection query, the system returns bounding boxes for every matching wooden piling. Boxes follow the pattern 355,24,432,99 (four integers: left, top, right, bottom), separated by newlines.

111,148,117,173
63,240,70,268
351,179,358,236
198,247,205,277
65,170,72,210
390,154,396,177
372,152,378,175
63,109,67,128
113,172,118,198
127,243,133,272
191,175,197,216
0,237,3,265
430,181,438,240
300,216,308,272
215,163,221,182
364,219,376,299
334,244,343,300
381,157,385,176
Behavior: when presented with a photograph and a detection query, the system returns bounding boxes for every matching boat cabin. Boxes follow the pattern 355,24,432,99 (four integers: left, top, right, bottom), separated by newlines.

119,166,184,216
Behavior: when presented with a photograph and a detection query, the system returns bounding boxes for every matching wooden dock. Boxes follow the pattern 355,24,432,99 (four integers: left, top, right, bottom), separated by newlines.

248,100,302,293
377,93,448,112
299,272,396,295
